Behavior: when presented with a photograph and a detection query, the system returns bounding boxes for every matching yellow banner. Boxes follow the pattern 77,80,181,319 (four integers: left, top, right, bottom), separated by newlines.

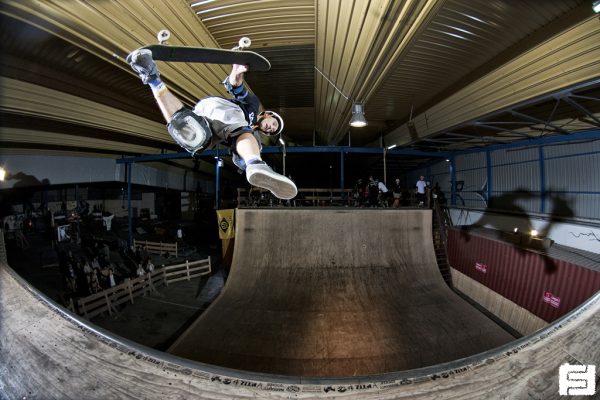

216,209,235,239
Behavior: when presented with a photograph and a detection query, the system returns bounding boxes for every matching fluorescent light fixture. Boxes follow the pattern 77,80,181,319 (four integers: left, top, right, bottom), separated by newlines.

530,229,538,237
0,167,6,181
387,144,397,150
441,31,467,40
279,138,285,146
350,102,367,127
594,0,600,13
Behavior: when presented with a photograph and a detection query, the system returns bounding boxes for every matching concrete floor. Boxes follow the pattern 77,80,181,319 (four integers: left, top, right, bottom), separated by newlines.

90,270,225,350
4,224,225,353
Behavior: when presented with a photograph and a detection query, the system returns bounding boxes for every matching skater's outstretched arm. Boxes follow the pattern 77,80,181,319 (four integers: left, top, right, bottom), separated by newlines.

228,64,248,88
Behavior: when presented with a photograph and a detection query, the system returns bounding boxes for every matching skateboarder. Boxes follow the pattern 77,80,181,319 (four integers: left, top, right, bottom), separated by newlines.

126,48,297,200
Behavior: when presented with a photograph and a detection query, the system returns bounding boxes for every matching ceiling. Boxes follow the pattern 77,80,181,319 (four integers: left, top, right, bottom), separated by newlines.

1,0,599,184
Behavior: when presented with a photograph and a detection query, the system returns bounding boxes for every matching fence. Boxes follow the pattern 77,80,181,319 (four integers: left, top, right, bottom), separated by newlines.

133,239,178,257
76,257,211,319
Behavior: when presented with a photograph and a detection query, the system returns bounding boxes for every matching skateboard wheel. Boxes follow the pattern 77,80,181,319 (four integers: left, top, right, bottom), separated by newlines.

238,37,251,49
157,29,171,44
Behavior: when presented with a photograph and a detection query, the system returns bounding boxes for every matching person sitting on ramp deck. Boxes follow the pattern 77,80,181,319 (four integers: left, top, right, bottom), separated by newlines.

126,48,297,200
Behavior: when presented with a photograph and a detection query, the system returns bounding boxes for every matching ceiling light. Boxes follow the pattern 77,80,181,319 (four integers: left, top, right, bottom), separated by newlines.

513,227,519,233
0,167,6,181
350,102,367,127
387,144,397,150
530,229,538,237
594,0,600,13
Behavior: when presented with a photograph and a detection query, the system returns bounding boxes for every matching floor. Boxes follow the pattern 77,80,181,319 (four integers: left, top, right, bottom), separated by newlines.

4,218,225,353
90,270,225,350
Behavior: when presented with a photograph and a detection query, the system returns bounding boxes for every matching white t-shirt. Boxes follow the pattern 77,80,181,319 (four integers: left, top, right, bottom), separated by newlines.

416,180,427,194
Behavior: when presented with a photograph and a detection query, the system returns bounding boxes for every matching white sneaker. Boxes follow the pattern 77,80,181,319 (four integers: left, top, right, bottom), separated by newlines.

246,162,297,200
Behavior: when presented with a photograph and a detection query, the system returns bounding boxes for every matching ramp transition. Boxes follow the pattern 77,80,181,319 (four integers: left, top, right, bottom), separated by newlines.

2,208,599,399
168,209,514,376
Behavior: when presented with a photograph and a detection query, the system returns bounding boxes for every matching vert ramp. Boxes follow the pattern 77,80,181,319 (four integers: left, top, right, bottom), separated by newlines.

1,209,599,399
168,209,514,376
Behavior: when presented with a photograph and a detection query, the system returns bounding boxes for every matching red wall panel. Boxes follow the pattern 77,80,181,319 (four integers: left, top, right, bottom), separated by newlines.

447,229,600,322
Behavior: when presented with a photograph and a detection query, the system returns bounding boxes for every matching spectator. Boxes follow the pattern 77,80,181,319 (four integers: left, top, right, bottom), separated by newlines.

82,259,92,275
367,176,379,207
107,268,117,288
377,179,390,207
101,243,110,259
352,178,365,207
134,246,142,263
392,178,402,208
141,245,150,264
416,176,427,207
146,260,155,273
67,264,77,292
433,182,447,206
91,268,102,293
136,264,145,277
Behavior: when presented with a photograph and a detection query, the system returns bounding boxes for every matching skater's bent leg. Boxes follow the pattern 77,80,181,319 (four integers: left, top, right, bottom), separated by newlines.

128,48,211,155
126,48,184,123
154,90,185,123
234,132,262,163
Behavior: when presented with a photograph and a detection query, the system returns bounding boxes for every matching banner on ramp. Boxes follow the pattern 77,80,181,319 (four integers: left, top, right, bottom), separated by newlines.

216,209,235,239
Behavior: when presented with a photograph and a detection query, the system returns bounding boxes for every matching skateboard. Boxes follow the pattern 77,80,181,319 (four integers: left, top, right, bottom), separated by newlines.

141,30,271,71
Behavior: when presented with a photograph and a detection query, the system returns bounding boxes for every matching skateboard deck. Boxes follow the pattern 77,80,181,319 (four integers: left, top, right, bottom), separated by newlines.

142,44,271,71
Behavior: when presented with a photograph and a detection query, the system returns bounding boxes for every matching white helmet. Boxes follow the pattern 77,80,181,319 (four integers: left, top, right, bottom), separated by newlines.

257,110,284,136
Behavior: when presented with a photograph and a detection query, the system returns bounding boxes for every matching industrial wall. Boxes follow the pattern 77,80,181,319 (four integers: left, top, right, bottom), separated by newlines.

408,135,600,253
447,228,600,323
0,154,205,192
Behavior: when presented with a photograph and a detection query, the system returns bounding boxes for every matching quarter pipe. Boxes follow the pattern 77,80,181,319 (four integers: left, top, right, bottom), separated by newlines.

1,209,599,399
169,209,514,376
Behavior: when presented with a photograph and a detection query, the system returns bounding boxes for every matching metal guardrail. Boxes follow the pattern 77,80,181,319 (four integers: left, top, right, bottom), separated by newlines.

237,187,353,206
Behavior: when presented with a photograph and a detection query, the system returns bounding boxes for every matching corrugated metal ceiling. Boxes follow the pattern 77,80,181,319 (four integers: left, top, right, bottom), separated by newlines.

0,0,598,178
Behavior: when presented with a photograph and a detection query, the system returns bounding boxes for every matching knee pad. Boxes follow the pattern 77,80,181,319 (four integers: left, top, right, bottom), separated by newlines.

167,108,212,156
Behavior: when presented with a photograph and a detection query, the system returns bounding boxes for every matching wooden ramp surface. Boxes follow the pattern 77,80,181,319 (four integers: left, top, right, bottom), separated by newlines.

169,209,514,376
1,219,599,398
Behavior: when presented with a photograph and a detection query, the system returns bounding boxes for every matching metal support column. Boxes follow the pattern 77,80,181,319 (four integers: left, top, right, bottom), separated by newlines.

215,157,221,209
450,156,456,206
539,145,546,213
486,149,492,207
340,151,345,190
383,148,388,184
127,163,133,247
